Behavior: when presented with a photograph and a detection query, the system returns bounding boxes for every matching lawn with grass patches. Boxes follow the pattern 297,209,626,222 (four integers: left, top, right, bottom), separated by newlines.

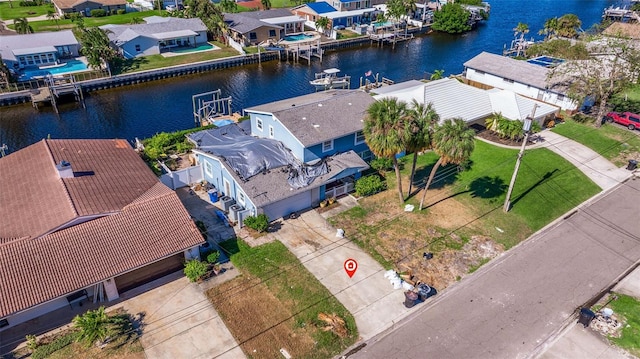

20,10,162,32
0,2,53,20
111,44,240,74
552,120,640,166
211,239,357,358
606,293,640,357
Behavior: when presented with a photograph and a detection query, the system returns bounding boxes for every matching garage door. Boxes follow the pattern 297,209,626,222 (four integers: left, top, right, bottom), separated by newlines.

115,253,184,294
263,190,312,221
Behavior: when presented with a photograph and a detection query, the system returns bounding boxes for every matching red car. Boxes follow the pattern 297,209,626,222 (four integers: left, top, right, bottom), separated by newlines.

605,111,640,130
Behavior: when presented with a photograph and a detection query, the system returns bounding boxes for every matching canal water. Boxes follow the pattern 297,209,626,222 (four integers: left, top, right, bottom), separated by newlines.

0,0,614,153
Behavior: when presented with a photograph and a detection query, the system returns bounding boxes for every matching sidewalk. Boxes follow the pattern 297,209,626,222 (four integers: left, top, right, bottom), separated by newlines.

265,208,415,341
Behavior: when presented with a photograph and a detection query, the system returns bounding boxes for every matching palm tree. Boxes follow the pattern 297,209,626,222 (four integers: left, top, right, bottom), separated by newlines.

513,22,529,57
539,17,558,40
78,27,119,75
261,0,271,10
556,13,581,38
73,307,113,347
418,118,475,210
364,98,410,204
14,18,34,34
406,99,439,198
218,0,237,13
315,17,329,35
430,69,444,81
47,9,61,30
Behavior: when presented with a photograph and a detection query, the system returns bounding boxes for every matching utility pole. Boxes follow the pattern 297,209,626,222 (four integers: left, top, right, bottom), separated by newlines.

503,104,538,212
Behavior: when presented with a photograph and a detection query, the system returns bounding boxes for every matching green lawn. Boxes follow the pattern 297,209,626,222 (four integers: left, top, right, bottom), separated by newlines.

552,119,640,166
619,84,640,102
605,293,640,357
0,2,53,20
215,239,358,358
111,42,240,75
16,10,163,32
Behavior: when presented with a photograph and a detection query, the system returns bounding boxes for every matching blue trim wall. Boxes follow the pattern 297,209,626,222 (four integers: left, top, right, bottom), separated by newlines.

248,112,306,160
197,153,257,216
303,131,369,162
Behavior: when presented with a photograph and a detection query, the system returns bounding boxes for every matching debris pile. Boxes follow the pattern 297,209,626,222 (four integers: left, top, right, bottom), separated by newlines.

590,308,623,338
317,313,348,338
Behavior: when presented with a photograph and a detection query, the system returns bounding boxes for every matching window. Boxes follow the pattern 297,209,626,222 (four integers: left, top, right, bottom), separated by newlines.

135,44,141,52
269,29,276,37
0,319,8,328
269,125,274,138
354,130,365,145
503,78,514,84
249,32,257,40
204,161,213,177
322,140,334,152
359,149,373,162
256,118,263,131
557,94,565,101
238,191,245,206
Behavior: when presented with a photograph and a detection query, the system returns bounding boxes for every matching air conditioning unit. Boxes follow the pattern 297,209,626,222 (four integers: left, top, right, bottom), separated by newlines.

228,204,244,222
220,196,236,212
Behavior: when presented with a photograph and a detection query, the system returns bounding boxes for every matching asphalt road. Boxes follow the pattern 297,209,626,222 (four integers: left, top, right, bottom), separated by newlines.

350,177,640,359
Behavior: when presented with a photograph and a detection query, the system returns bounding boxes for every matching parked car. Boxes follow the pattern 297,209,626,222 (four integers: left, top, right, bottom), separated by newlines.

605,111,640,130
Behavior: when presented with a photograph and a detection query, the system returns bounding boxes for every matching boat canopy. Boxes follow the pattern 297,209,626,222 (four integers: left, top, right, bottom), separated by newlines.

323,68,341,74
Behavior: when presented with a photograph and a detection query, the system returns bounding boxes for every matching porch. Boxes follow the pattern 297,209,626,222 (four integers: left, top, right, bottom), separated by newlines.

324,176,355,199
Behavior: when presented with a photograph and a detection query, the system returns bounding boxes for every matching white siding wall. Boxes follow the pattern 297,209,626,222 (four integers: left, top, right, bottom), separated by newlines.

466,68,577,110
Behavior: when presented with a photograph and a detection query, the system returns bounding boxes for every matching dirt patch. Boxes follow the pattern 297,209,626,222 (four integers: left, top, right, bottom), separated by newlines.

476,128,535,147
208,276,317,358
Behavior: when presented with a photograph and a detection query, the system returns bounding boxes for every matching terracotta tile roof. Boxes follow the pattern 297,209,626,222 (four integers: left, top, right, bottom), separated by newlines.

0,140,204,318
53,0,126,10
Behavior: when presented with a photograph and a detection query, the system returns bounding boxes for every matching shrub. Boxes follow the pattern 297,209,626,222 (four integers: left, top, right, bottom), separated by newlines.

355,175,386,197
370,157,393,172
206,250,221,264
572,113,593,123
73,307,112,347
184,260,208,282
90,9,107,17
31,332,77,359
244,214,269,232
117,9,126,14
25,334,39,350
610,96,640,114
19,0,42,6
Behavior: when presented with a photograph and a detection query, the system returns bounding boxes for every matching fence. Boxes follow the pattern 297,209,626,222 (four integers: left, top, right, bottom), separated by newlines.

160,164,203,190
325,181,355,199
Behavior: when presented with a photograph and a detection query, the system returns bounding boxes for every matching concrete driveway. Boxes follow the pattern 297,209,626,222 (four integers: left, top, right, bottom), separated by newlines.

114,272,244,359
264,208,415,341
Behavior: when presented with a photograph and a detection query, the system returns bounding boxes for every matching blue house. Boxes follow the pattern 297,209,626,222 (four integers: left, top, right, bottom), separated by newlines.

188,90,374,223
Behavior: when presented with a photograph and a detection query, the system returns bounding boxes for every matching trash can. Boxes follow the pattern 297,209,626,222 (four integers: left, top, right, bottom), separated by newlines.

578,308,595,327
416,283,437,301
627,159,638,171
208,189,219,203
403,291,418,308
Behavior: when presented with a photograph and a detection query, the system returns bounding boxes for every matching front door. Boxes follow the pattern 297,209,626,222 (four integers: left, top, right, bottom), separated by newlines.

223,178,231,197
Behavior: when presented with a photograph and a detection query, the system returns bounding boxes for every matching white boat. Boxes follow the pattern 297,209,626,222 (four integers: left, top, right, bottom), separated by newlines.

310,68,350,90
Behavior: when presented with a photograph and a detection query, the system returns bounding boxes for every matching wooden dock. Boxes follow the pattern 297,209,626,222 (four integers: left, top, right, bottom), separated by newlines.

30,76,84,112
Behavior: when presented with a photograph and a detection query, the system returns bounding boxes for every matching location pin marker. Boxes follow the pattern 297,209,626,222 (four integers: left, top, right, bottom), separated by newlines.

344,258,358,278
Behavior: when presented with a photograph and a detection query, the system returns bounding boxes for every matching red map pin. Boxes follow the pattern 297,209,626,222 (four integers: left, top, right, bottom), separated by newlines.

344,259,358,278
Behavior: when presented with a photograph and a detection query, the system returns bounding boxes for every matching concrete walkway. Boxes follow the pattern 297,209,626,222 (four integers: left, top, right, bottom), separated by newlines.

531,130,631,190
265,208,415,341
540,323,635,359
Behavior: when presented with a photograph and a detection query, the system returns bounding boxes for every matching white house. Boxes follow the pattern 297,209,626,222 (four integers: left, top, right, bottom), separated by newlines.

0,31,80,70
463,52,577,111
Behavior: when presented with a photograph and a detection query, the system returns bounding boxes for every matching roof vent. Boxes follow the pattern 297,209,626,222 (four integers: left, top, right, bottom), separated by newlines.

302,117,307,120
313,124,320,128
318,103,323,107
56,160,74,178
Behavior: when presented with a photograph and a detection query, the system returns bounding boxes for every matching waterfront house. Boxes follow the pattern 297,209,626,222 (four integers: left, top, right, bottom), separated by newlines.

52,0,127,16
0,30,79,70
325,8,375,30
101,17,208,59
0,139,203,333
188,90,373,222
325,0,371,12
372,78,558,126
292,1,338,24
463,52,577,111
224,9,305,46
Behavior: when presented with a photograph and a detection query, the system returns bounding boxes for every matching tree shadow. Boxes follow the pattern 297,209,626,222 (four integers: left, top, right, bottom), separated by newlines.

218,237,240,256
510,169,559,208
111,57,149,75
469,176,507,199
407,160,474,199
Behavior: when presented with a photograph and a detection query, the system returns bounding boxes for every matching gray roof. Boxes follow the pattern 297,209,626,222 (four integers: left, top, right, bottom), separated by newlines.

229,9,295,20
246,89,376,147
0,30,78,62
224,13,283,34
101,17,207,45
463,51,550,89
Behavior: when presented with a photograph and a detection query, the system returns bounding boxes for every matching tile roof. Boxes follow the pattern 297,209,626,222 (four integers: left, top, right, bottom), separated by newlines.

53,0,126,10
246,89,376,147
0,140,203,317
463,51,550,89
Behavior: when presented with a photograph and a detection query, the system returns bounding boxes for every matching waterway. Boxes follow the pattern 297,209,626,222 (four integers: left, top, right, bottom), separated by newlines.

0,0,615,153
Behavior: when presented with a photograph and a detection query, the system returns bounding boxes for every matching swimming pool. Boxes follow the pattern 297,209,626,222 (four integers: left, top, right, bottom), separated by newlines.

527,56,564,68
172,43,216,54
372,21,394,28
283,33,314,42
19,60,88,81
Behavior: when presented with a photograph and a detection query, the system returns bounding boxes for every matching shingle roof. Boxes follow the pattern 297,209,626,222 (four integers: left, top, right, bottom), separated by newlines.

0,140,203,317
0,31,78,62
101,17,207,45
463,51,550,89
246,89,376,147
224,13,283,34
53,0,126,10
